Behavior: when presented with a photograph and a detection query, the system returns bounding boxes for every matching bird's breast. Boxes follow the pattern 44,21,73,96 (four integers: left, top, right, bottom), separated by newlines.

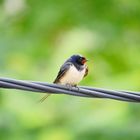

60,65,86,85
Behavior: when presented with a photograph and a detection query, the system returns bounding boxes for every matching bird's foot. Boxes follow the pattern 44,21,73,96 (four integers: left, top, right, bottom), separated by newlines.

65,84,80,91
73,85,80,91
65,84,73,90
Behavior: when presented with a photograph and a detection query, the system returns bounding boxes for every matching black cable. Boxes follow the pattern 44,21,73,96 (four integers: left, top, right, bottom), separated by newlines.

0,78,134,101
0,77,140,102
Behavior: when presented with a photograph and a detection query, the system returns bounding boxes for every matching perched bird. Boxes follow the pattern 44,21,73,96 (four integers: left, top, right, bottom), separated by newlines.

40,54,88,102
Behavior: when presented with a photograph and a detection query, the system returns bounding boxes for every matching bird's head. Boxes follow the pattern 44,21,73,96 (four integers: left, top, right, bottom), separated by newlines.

70,55,88,65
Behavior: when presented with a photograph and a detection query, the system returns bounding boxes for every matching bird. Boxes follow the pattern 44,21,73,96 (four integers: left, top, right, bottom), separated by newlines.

39,54,88,102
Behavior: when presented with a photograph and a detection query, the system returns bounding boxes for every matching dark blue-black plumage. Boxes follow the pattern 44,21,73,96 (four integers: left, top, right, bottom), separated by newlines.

54,54,88,84
40,54,88,102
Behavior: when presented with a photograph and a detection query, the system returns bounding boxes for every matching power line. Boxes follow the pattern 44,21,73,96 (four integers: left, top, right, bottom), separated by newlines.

0,77,140,103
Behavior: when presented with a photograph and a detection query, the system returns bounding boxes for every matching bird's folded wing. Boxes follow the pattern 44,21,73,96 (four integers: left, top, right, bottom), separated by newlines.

53,62,72,83
84,66,88,77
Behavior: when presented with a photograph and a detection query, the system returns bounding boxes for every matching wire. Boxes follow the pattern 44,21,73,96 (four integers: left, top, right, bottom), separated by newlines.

0,77,140,103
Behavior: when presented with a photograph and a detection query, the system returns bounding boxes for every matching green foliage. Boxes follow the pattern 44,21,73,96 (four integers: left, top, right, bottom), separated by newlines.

0,0,140,140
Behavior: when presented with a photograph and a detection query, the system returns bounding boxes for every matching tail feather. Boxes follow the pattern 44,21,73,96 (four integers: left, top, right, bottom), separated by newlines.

39,81,57,103
39,94,50,103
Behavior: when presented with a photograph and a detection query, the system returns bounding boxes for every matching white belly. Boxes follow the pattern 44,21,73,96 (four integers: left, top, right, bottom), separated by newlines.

60,65,85,85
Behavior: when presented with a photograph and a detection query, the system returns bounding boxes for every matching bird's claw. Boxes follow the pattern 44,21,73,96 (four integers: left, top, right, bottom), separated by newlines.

65,84,80,91
74,86,80,91
66,84,73,90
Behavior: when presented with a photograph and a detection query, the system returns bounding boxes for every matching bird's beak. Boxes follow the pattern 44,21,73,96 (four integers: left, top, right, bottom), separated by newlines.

82,58,88,64
85,58,89,62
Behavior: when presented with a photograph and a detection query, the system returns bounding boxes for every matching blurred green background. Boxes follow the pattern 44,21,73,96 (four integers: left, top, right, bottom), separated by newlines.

0,0,140,140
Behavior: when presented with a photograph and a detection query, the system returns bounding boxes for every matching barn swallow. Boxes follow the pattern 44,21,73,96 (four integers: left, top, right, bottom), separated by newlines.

40,54,88,102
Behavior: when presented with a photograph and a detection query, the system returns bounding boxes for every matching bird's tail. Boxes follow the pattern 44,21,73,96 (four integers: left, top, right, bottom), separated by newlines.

38,93,50,103
38,81,57,103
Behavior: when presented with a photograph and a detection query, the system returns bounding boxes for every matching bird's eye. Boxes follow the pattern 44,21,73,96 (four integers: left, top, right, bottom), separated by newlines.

76,56,87,65
78,57,83,62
